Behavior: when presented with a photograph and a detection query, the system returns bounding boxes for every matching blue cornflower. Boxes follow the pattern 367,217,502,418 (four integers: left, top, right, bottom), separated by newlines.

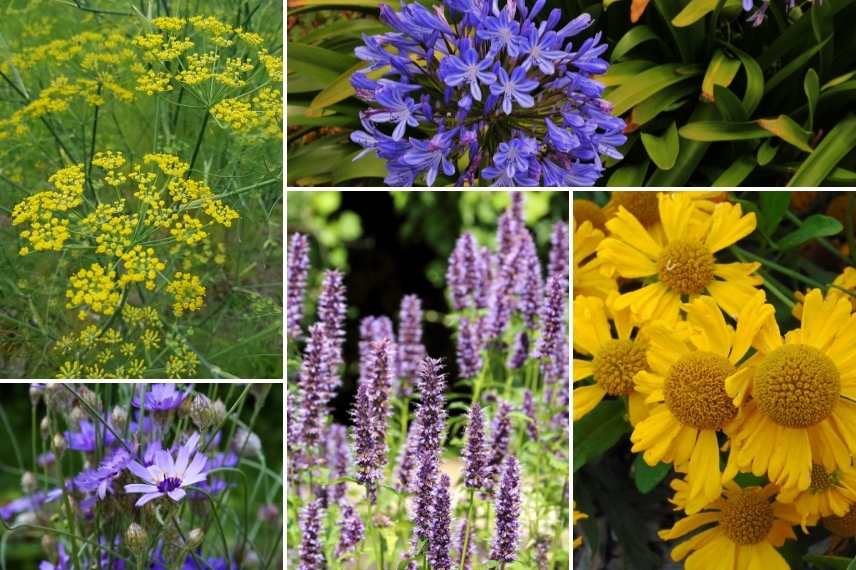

440,43,496,101
402,129,459,186
132,383,187,412
490,66,539,115
74,447,132,500
369,87,421,141
65,420,117,453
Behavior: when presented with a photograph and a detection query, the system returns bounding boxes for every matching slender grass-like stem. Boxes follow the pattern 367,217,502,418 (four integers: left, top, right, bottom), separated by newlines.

187,110,210,175
367,500,385,570
458,489,475,570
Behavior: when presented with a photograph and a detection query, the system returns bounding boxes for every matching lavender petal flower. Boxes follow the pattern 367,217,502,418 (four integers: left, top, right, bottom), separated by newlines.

299,499,326,570
287,233,311,339
456,316,483,379
326,423,350,504
462,402,489,490
317,269,347,370
490,456,521,563
412,357,448,544
397,294,426,396
394,418,422,492
535,273,568,384
336,501,365,558
522,389,539,441
485,401,512,494
124,432,208,506
294,324,334,463
518,230,543,329
429,474,453,570
508,331,529,370
548,221,569,285
447,233,483,311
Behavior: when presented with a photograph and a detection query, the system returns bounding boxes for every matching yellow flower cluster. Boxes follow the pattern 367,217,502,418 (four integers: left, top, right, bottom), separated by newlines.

166,272,206,316
65,263,122,320
211,87,282,139
574,192,856,570
120,245,167,290
12,164,85,255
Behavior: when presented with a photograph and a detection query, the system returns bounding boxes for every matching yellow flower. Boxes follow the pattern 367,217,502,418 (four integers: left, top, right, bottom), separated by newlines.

659,480,799,570
573,294,650,425
65,263,122,319
598,192,761,321
793,267,856,318
166,272,205,316
777,463,856,529
141,328,160,350
630,293,772,513
573,502,588,550
120,342,137,357
120,245,166,290
572,219,616,299
724,288,856,494
573,199,606,230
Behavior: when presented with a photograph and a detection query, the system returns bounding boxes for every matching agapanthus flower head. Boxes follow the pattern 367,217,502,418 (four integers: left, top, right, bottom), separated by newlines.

490,456,522,563
124,432,208,506
397,294,426,394
462,402,489,490
350,0,626,186
299,499,326,570
287,233,311,339
132,383,187,412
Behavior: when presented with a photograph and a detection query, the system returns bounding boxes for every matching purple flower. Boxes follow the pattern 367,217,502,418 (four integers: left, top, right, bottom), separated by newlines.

440,42,496,101
456,316,483,379
412,357,448,543
429,474,453,570
508,331,529,369
294,323,334,462
317,269,347,370
487,136,538,178
65,421,108,453
397,294,426,395
535,274,568,383
299,499,326,570
352,338,394,503
394,418,422,492
477,7,523,56
522,389,539,440
447,232,484,311
490,66,539,115
462,403,488,490
124,432,208,506
1,489,62,521
369,87,421,141
486,401,512,493
287,233,311,339
336,501,365,557
132,383,187,412
39,544,70,570
359,315,395,383
326,423,350,503
518,229,543,329
490,456,522,563
547,221,569,284
486,240,524,342
520,28,567,74
74,447,132,500
401,129,459,186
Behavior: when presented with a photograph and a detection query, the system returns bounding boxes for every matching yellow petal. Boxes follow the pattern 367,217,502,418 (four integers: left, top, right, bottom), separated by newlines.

573,296,611,356
660,193,699,244
686,430,723,513
685,295,733,358
705,201,756,253
604,205,662,260
573,359,595,383
573,385,607,421
801,288,852,352
597,237,658,278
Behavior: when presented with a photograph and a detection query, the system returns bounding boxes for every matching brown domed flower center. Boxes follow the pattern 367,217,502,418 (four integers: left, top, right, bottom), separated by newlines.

719,490,775,545
611,191,660,227
809,464,839,494
823,506,856,537
754,345,840,428
664,352,737,431
657,240,715,296
593,339,648,396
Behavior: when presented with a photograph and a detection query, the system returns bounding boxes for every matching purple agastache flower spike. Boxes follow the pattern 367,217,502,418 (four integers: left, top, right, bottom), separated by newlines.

397,294,426,396
359,315,395,383
287,233,310,339
429,474,453,570
548,221,569,285
518,229,543,329
508,331,529,369
490,456,522,563
352,338,394,503
447,232,483,311
336,501,365,558
299,499,326,570
132,383,187,411
394,418,422,492
535,274,568,384
522,389,539,440
456,316,483,379
350,0,625,186
295,324,334,462
326,424,350,504
486,241,524,342
486,401,513,494
74,447,132,500
462,402,489,490
477,245,492,310
124,432,208,506
317,270,347,370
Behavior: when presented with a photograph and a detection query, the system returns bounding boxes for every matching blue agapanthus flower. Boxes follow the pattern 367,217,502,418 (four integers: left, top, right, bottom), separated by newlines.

350,0,626,186
742,0,813,25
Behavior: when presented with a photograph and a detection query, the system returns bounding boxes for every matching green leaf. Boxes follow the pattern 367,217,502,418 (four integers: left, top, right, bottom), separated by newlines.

803,555,852,570
607,161,650,186
632,455,671,493
788,115,856,186
713,156,755,186
756,139,778,166
289,0,397,7
804,68,820,132
652,0,703,63
308,62,387,113
679,121,770,141
759,192,791,236
606,64,703,115
630,82,696,128
648,103,716,185
599,60,656,87
300,18,388,44
755,115,813,152
573,399,630,472
765,38,831,94
287,42,356,73
777,214,843,250
702,50,742,101
612,26,662,61
720,42,764,116
671,0,719,26
848,555,856,570
640,122,679,170
712,85,747,122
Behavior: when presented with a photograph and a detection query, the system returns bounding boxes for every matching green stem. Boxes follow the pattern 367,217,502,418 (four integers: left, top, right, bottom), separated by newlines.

367,501,384,570
187,110,210,176
731,245,838,292
458,489,475,570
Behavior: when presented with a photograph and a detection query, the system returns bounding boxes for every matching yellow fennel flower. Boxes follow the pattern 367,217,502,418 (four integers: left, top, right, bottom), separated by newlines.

166,272,205,316
65,263,122,320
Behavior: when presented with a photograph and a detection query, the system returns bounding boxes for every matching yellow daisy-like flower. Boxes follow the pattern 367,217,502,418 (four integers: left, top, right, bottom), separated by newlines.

630,293,773,513
573,199,606,230
573,294,650,424
573,502,588,549
793,267,856,319
724,288,856,494
659,480,799,570
777,463,856,528
597,192,762,321
573,219,616,299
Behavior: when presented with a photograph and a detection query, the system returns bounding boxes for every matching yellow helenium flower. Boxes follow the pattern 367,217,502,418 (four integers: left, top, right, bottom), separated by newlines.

793,267,856,319
724,288,856,494
630,293,773,513
777,463,856,529
603,191,725,233
573,219,616,299
573,502,588,549
573,294,650,424
659,479,799,570
598,193,761,321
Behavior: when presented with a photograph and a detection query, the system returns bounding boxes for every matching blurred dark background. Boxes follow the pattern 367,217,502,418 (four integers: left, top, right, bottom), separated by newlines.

286,190,569,425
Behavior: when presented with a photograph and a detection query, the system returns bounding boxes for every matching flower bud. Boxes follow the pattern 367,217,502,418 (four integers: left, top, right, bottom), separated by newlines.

211,400,227,426
190,394,215,430
125,523,148,556
187,528,204,550
111,406,128,431
69,407,85,426
29,383,44,406
21,471,37,494
40,416,50,438
40,533,56,557
52,433,66,458
231,427,261,457
45,383,71,411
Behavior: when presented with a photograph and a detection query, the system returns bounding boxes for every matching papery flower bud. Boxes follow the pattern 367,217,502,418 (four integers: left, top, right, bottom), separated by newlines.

187,528,204,550
299,499,326,570
111,406,128,431
190,393,215,430
69,407,85,426
429,474,453,570
125,522,148,556
462,403,488,490
548,221,569,285
397,294,426,396
336,501,365,558
29,383,44,406
456,316,483,379
52,433,66,457
45,383,72,412
21,471,37,494
40,533,56,557
211,400,227,426
40,417,50,438
232,427,262,457
287,233,311,339
490,456,521,563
